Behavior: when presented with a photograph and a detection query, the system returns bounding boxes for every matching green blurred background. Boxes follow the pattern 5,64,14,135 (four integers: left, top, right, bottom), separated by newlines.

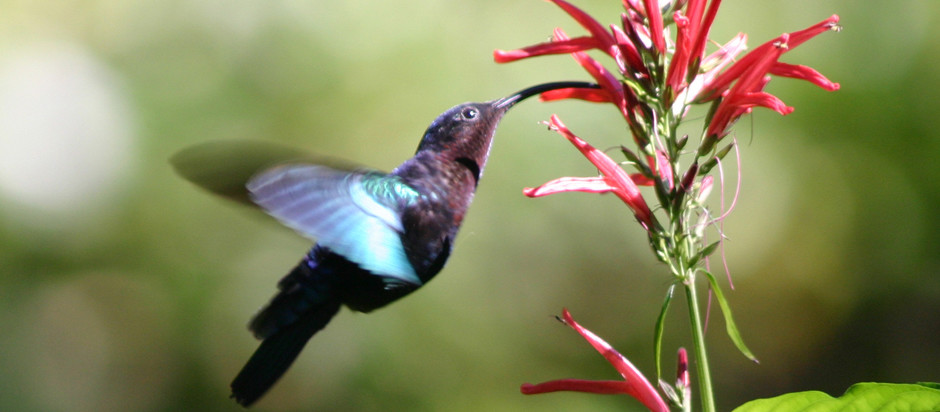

1,1,937,411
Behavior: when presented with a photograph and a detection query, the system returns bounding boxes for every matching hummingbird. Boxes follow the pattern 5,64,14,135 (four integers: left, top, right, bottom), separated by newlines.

172,81,598,407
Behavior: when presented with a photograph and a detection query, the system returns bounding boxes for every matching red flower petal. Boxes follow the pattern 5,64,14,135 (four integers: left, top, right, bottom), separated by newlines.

494,37,599,63
643,0,666,53
702,15,839,101
539,87,613,103
630,173,655,186
689,0,723,69
520,309,670,412
548,0,617,51
708,33,787,100
666,12,692,95
522,379,634,395
736,91,793,115
610,24,646,76
622,0,642,14
769,62,840,91
705,35,789,138
523,177,615,197
684,0,706,36
547,115,653,227
706,91,792,138
683,0,708,53
561,309,670,412
787,14,841,49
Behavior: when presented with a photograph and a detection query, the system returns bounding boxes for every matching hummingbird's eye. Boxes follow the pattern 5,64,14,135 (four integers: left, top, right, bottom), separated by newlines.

460,107,479,121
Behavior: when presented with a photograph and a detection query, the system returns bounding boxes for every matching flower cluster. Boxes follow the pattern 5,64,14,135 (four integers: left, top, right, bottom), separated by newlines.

496,0,840,233
496,1,840,411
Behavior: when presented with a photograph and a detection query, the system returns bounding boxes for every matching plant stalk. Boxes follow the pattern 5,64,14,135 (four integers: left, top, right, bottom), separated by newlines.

684,277,716,412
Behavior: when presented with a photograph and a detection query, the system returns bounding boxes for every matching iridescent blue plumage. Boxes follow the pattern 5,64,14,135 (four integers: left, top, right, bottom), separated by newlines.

171,81,600,407
247,165,423,286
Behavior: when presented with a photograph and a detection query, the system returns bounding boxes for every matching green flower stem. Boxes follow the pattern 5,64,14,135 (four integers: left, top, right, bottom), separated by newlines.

684,276,716,412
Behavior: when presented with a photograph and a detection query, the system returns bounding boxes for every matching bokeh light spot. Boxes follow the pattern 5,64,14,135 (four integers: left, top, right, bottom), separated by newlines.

0,41,136,221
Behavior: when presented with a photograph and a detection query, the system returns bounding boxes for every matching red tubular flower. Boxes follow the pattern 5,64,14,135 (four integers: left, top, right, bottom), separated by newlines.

619,0,665,54
495,3,839,143
787,14,843,49
494,0,650,78
493,0,615,63
539,87,613,103
524,115,653,228
644,0,665,53
676,348,689,389
700,15,841,139
688,0,723,72
769,62,840,91
665,12,692,95
497,4,840,410
494,0,679,148
549,0,616,51
683,0,708,57
494,36,598,63
705,36,788,138
700,15,841,102
521,309,670,412
666,0,723,98
610,24,646,77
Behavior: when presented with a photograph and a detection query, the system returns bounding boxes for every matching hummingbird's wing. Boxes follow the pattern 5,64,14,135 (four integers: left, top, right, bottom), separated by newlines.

170,140,357,206
247,164,422,286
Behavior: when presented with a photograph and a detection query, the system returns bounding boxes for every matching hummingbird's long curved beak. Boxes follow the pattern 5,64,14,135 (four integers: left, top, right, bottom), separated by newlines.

495,81,600,109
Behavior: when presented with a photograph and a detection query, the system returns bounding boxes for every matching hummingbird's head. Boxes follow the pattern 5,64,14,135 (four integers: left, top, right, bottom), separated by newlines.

415,81,600,181
417,101,508,154
414,101,508,184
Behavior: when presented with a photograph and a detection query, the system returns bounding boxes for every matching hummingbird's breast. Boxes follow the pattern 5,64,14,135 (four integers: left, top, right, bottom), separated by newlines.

392,152,479,282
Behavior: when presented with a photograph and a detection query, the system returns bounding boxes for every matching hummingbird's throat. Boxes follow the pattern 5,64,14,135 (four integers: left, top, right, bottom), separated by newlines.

455,157,481,186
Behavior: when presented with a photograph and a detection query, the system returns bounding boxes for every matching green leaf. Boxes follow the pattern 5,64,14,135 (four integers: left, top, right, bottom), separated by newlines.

689,241,721,267
703,271,757,362
620,145,643,165
699,142,735,175
620,145,653,176
732,382,940,412
676,134,689,151
653,284,675,379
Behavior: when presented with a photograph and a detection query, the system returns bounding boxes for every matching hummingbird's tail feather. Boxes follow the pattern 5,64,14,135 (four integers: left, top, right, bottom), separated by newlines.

249,254,336,340
230,297,342,407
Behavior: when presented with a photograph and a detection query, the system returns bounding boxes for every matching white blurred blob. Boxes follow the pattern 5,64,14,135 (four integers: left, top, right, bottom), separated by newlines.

0,42,135,221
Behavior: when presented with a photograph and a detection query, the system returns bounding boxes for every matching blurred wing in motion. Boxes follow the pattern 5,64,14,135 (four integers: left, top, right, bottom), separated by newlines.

170,140,354,206
247,164,423,286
